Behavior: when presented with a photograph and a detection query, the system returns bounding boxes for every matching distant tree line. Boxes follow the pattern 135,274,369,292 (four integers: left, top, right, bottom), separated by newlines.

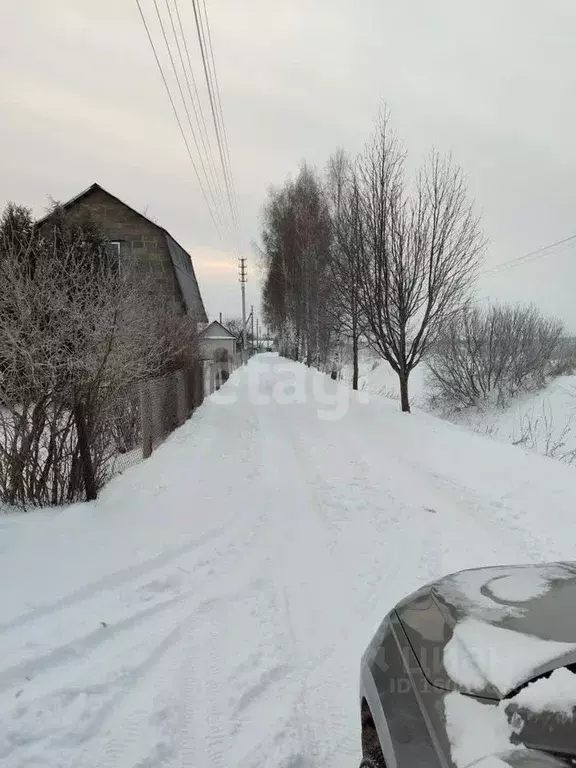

260,108,568,412
260,109,485,411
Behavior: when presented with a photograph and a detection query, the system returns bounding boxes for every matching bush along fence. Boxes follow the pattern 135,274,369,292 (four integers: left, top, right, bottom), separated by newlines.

0,353,249,510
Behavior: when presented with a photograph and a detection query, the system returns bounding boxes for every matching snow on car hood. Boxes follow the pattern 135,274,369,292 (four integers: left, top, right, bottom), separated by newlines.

432,563,576,627
437,565,576,767
444,618,576,697
397,562,576,699
444,689,575,768
512,667,576,718
436,563,576,695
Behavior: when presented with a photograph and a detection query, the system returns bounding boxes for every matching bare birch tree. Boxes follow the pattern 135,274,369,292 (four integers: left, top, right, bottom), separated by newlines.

355,111,485,411
326,149,366,389
261,165,334,367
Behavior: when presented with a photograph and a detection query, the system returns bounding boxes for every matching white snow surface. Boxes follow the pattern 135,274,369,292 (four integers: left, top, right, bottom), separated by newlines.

2,355,576,766
485,571,553,602
512,667,576,718
343,353,576,465
444,692,515,768
444,619,576,696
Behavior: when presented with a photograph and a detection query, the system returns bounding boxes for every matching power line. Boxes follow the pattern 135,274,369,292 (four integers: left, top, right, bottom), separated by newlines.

168,0,231,237
482,233,576,278
137,0,242,262
172,0,226,223
190,0,239,242
153,0,227,233
135,0,222,236
200,0,240,231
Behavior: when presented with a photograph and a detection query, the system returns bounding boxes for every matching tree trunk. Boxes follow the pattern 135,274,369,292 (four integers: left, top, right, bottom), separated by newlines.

352,308,358,389
73,400,97,501
399,370,411,413
352,319,359,391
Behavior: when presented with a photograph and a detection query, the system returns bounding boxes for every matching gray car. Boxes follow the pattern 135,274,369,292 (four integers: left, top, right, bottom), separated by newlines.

359,562,576,768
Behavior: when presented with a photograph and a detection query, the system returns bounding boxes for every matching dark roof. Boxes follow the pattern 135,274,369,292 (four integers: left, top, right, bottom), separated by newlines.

36,183,207,322
36,182,161,230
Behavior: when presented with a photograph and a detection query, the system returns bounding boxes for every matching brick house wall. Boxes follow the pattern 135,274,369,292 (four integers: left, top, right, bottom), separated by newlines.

68,186,185,312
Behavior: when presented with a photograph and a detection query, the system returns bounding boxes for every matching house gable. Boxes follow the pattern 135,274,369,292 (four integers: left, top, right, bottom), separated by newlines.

201,321,237,340
37,184,207,322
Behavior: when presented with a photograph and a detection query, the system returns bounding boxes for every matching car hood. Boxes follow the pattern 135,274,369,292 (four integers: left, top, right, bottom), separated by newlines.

396,562,576,699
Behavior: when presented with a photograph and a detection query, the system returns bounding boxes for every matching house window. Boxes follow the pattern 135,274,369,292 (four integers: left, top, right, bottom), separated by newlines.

108,241,122,258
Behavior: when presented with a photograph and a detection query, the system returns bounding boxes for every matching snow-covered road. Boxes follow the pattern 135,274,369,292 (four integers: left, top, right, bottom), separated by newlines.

2,354,576,767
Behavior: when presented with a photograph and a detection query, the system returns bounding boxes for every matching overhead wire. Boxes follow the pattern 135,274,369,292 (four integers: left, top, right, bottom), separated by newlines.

190,0,240,244
135,0,223,236
200,0,241,236
165,0,232,238
171,0,226,222
430,232,576,325
153,0,229,234
481,233,576,278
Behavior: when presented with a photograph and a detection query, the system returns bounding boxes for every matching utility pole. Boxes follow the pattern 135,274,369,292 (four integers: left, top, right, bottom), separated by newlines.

256,318,260,350
251,305,254,353
239,256,247,363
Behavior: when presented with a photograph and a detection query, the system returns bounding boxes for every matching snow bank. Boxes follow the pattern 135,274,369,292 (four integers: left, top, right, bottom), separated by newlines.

341,352,576,469
339,353,428,407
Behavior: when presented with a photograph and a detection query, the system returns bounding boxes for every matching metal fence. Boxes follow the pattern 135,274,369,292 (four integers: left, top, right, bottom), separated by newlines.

0,355,253,508
108,353,251,478
105,361,205,478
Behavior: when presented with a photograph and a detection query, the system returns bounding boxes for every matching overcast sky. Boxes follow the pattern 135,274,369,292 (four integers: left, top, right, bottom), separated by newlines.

2,1,576,329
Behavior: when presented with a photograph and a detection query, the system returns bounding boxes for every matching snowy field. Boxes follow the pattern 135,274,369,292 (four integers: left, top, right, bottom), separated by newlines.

2,355,576,766
344,355,576,466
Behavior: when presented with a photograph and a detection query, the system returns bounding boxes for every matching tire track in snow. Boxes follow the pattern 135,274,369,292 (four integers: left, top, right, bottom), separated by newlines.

65,409,267,768
74,610,188,768
0,490,270,692
0,514,274,768
0,586,200,693
176,408,270,768
255,391,449,767
0,513,229,636
250,404,358,766
0,407,264,640
178,598,230,768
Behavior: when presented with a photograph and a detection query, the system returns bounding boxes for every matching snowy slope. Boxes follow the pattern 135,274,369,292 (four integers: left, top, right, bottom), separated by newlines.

341,353,428,407
2,355,576,767
445,374,576,463
345,355,576,465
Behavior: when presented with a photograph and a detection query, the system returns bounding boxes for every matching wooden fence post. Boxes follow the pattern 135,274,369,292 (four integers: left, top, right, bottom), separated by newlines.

176,370,186,426
140,380,153,459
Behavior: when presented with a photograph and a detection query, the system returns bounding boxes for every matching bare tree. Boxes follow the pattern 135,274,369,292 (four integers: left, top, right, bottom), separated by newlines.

326,149,366,389
0,203,200,507
427,302,564,409
223,317,243,339
355,111,485,411
260,165,334,367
